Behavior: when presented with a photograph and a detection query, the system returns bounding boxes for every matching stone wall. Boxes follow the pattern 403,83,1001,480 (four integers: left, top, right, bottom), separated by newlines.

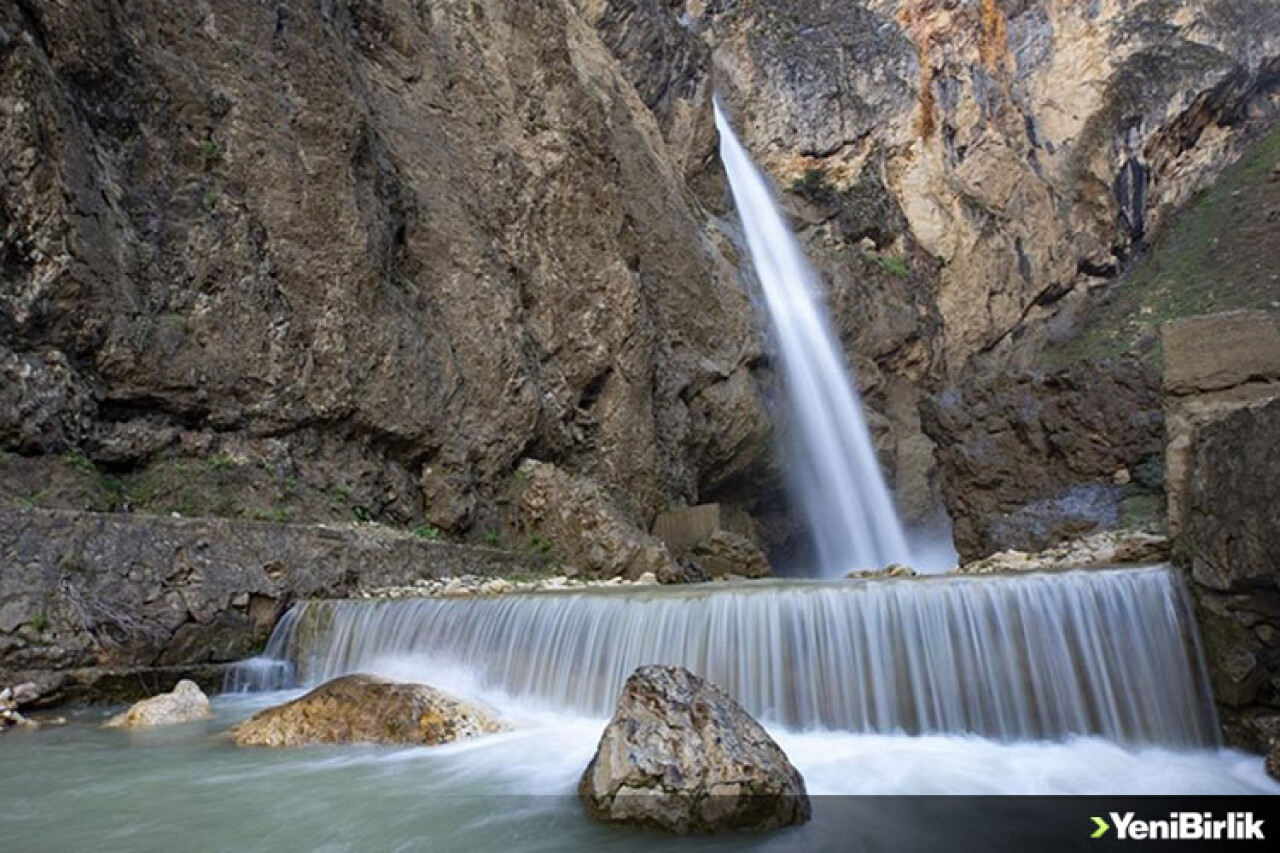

0,509,540,705
1166,311,1280,751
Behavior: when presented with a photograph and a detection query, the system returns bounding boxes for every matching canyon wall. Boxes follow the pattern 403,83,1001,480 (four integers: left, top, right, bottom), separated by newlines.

3,1,1279,565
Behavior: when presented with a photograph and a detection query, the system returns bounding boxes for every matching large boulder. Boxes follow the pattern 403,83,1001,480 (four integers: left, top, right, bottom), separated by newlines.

579,665,810,834
103,679,212,728
232,674,503,748
514,460,680,580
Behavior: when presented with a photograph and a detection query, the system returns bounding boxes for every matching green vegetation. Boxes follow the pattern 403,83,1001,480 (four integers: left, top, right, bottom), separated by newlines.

1046,125,1280,368
791,166,838,204
29,613,48,633
199,138,223,170
861,249,910,279
412,523,443,541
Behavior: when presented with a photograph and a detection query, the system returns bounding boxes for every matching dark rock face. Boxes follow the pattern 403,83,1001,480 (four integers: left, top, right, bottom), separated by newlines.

0,508,540,705
0,0,776,546
1178,397,1280,751
923,358,1164,560
579,664,810,834
232,674,503,748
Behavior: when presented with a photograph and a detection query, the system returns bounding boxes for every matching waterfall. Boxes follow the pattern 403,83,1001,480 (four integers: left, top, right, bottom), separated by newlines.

243,566,1219,747
715,101,913,575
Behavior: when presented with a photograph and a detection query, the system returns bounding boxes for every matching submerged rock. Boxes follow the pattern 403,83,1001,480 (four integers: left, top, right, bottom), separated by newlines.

103,679,212,729
232,674,503,748
579,665,810,834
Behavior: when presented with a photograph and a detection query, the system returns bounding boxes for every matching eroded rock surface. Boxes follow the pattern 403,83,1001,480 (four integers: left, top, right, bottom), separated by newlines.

0,508,541,706
1178,397,1280,751
512,459,680,580
103,679,211,728
4,0,1276,569
579,664,810,834
232,674,503,748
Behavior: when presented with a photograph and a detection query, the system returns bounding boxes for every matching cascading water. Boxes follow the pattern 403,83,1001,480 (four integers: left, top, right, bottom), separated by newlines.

715,101,914,576
236,566,1219,747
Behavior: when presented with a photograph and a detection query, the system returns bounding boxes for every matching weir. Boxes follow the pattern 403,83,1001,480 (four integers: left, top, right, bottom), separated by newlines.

234,566,1219,747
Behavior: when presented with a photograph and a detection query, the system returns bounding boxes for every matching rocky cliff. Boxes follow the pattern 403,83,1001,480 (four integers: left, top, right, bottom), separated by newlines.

3,1,1278,565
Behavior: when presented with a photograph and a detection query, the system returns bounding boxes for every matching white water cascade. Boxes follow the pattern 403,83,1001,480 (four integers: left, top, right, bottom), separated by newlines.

232,566,1219,747
715,101,914,575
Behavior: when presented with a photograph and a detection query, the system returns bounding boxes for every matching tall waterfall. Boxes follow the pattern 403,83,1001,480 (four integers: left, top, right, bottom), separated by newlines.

715,101,911,575
238,566,1219,747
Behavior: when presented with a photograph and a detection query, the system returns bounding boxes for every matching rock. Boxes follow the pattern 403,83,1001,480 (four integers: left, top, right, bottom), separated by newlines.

1176,395,1280,751
1163,312,1280,396
846,563,918,580
0,509,540,706
1,707,38,731
103,680,212,728
1268,741,1280,782
579,665,810,834
11,682,40,706
922,359,1164,560
232,674,503,748
514,460,680,580
954,530,1170,575
0,0,777,555
680,531,771,580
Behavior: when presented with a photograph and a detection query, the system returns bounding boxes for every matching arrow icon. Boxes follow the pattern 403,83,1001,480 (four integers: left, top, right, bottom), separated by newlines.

1091,816,1111,838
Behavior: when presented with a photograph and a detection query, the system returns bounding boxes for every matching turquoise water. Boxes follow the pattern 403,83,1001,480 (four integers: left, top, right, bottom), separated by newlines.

1,693,1274,853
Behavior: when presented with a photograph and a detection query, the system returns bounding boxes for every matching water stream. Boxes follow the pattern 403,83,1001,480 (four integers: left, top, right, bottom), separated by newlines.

236,566,1216,746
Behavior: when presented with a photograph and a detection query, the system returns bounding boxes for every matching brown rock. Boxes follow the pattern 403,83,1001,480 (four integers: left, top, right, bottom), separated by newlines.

580,665,810,834
682,530,771,580
232,674,503,748
513,460,680,580
103,679,212,728
1163,312,1280,396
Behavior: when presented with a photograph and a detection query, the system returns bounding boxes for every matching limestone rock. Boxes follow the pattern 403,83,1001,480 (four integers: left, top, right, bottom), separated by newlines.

682,531,771,580
847,562,918,580
1163,312,1280,396
103,680,212,729
579,665,810,834
514,460,680,580
232,674,503,748
955,530,1170,575
0,0,776,545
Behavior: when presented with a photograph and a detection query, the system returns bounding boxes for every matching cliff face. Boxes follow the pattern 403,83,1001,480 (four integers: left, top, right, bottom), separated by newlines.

1,0,777,548
3,1,1278,562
